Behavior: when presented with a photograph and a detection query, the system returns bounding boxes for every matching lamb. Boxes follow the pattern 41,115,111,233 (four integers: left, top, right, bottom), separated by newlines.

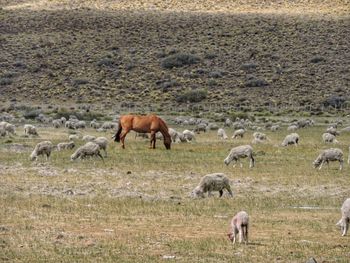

191,173,233,198
232,129,245,139
227,211,249,244
336,198,350,236
65,120,76,129
90,119,101,129
313,148,344,170
24,124,38,136
322,133,339,144
194,123,207,133
93,137,108,157
183,130,196,142
217,128,228,140
57,141,75,151
281,133,299,146
82,135,96,142
224,145,255,168
30,141,53,161
70,142,103,161
168,128,179,142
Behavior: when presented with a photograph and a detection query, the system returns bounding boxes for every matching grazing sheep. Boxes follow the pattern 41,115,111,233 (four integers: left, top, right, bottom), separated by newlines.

191,173,233,198
224,145,255,168
82,135,96,142
326,127,340,136
101,121,117,130
217,128,228,140
93,137,108,157
30,141,53,161
24,124,38,136
52,119,62,128
336,198,350,236
194,123,207,133
57,141,75,151
224,118,232,127
169,128,181,143
70,142,103,161
252,132,267,144
232,129,245,139
75,121,86,129
281,133,299,146
340,126,350,133
69,134,80,141
183,130,196,142
287,124,298,131
90,119,101,129
270,125,280,132
322,133,339,144
65,120,76,129
227,211,249,244
0,121,16,136
313,148,344,170
207,123,219,131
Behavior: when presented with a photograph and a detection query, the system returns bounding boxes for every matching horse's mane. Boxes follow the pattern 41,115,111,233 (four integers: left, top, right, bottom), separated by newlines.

158,117,171,139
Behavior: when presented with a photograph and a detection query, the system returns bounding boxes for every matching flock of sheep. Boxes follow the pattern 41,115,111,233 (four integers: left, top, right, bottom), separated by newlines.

1,114,350,242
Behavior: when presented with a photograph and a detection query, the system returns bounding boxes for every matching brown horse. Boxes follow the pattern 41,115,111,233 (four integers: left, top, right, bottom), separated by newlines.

114,114,171,149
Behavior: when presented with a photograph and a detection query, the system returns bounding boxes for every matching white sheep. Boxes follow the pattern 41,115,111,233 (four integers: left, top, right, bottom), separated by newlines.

0,121,16,136
313,148,344,170
101,122,116,130
232,129,245,139
70,142,103,161
168,128,180,142
183,130,196,142
227,211,249,244
191,173,233,198
30,141,53,161
217,128,228,140
281,133,299,146
82,135,96,142
65,120,76,129
90,119,101,129
224,145,255,168
270,125,280,132
52,119,63,128
252,132,267,144
75,121,86,129
93,137,108,157
322,133,339,144
336,198,350,236
287,124,298,131
24,124,38,136
326,127,339,136
57,141,75,151
0,127,6,137
69,134,80,141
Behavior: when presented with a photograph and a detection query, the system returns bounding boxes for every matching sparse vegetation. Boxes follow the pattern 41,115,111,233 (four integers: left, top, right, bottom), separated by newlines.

161,53,201,69
175,89,207,103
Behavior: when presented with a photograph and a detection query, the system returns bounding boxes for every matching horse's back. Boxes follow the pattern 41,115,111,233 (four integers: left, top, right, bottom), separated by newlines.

120,114,160,132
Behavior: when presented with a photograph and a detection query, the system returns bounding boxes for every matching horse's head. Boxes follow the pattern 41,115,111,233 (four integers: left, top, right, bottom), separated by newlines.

164,137,171,150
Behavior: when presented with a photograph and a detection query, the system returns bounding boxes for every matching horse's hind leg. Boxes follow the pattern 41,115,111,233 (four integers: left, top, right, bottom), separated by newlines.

120,129,130,149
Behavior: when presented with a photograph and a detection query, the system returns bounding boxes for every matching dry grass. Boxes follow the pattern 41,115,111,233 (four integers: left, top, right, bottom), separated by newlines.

1,125,350,262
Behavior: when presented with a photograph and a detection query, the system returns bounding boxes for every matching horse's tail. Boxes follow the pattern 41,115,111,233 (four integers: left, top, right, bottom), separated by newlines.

113,120,122,142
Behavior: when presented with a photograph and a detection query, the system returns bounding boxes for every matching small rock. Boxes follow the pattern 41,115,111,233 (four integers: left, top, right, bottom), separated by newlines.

162,255,176,259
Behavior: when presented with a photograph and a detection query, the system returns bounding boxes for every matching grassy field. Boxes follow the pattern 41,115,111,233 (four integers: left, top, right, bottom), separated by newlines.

0,124,350,262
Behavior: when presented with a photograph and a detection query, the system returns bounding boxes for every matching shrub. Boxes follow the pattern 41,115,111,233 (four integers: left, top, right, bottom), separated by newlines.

323,96,346,109
0,78,12,86
23,109,42,119
161,53,200,69
175,89,207,103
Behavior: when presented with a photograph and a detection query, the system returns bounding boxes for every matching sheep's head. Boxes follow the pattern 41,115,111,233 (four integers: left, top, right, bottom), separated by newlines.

313,156,322,168
227,233,234,242
70,152,78,161
191,186,204,198
224,156,231,166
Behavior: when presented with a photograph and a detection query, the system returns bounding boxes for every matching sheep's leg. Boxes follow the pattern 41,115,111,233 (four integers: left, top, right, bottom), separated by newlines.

339,160,343,171
238,227,243,243
342,221,348,236
239,160,243,168
219,190,223,197
97,152,104,163
226,187,233,197
244,226,248,244
232,232,236,244
318,160,325,170
208,191,212,197
249,156,255,168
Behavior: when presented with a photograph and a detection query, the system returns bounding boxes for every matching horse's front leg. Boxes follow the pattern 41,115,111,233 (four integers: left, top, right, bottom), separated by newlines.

150,131,156,149
120,129,130,149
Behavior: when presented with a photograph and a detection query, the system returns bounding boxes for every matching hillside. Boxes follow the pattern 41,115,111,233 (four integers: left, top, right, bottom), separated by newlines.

1,0,349,114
